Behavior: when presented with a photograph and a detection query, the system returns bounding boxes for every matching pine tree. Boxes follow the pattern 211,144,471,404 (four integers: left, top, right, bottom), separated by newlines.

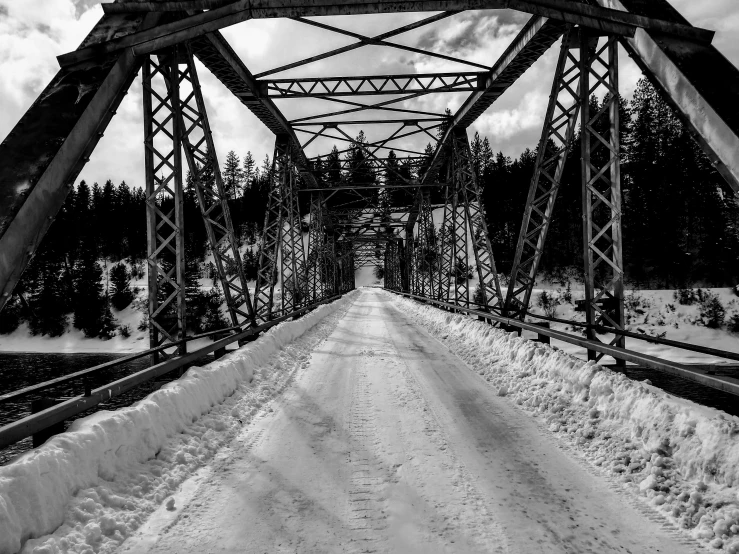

470,131,483,179
100,179,116,258
28,258,68,337
201,284,229,336
223,150,243,200
242,151,255,192
99,298,117,339
0,295,24,335
73,245,110,338
242,248,258,280
110,262,134,310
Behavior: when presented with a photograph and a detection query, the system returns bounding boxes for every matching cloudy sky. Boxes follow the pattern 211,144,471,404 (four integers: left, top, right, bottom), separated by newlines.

1,0,738,189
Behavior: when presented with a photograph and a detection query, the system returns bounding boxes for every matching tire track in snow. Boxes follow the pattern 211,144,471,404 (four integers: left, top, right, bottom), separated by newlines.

345,362,388,553
380,319,509,553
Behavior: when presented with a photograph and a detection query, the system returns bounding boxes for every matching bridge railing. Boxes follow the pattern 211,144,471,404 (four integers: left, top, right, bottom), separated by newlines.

0,295,342,451
385,289,739,397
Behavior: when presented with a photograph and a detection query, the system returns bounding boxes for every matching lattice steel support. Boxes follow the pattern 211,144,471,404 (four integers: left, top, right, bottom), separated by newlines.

504,28,582,319
280,153,308,313
254,135,308,320
254,137,287,322
307,191,331,302
384,238,401,291
451,128,503,310
336,240,355,293
580,33,625,361
414,190,436,298
437,164,455,303
177,44,255,328
143,53,186,358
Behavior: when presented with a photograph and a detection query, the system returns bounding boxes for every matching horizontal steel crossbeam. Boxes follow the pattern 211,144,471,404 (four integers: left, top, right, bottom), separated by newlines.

259,72,485,98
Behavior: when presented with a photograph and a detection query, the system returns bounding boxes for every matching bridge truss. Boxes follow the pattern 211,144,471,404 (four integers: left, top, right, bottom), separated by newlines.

1,0,738,363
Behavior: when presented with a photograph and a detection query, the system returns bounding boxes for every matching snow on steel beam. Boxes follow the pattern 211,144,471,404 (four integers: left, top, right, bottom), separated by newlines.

0,12,162,313
189,31,318,185
62,1,711,67
595,0,739,192
422,15,567,183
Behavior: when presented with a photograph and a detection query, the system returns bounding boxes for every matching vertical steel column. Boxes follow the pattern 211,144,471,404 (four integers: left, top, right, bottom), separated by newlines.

415,190,435,298
580,33,625,361
280,152,307,313
451,128,503,311
143,52,186,358
404,231,415,294
452,173,469,308
437,164,454,303
178,45,255,328
336,240,353,293
307,191,327,302
505,28,582,319
384,239,394,290
324,230,337,296
253,136,288,322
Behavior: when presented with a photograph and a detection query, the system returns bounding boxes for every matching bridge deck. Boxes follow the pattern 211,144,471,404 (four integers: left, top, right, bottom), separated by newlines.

120,289,696,553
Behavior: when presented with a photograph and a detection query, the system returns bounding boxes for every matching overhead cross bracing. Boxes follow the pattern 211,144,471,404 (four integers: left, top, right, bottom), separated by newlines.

0,0,737,369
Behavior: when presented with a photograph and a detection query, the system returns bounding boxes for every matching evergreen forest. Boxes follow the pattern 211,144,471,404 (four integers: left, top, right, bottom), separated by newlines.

2,79,737,340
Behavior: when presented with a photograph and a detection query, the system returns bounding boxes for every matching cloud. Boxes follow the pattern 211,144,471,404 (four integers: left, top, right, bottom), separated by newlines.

1,1,739,187
475,89,548,141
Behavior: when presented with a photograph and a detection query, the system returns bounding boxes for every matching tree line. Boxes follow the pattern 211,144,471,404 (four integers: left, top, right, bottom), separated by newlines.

479,78,739,288
1,78,737,339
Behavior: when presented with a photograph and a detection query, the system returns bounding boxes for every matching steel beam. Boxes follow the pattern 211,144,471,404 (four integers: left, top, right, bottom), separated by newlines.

504,27,581,319
437,166,455,303
143,52,187,357
301,184,443,192
177,44,256,327
94,1,712,46
423,16,567,184
580,33,626,361
597,0,739,192
0,12,159,313
188,32,319,187
451,129,503,310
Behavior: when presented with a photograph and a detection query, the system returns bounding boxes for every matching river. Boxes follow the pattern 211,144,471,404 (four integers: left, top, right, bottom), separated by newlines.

0,352,205,466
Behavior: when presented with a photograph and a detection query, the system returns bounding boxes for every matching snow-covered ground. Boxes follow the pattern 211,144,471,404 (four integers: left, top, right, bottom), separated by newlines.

524,286,739,365
0,292,356,554
6,289,739,552
395,291,739,552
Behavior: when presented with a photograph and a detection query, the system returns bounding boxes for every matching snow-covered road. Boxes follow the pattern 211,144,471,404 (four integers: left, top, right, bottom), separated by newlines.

126,289,700,554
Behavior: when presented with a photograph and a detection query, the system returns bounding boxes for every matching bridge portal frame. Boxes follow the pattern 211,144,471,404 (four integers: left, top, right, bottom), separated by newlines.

0,0,736,360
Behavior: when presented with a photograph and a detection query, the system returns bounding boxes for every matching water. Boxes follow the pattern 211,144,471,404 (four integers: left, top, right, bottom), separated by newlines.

0,352,213,466
613,365,739,418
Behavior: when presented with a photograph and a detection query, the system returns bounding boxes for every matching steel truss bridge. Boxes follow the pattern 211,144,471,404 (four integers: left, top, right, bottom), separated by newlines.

1,0,739,447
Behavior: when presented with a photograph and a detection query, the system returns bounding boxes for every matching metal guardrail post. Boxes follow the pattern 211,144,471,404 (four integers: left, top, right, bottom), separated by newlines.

31,398,65,448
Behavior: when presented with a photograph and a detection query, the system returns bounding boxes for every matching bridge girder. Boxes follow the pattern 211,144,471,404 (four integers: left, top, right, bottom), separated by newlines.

0,0,737,337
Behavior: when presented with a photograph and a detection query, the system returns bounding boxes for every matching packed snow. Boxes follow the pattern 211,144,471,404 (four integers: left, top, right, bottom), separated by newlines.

119,288,703,553
3,286,739,553
0,292,356,554
391,291,739,552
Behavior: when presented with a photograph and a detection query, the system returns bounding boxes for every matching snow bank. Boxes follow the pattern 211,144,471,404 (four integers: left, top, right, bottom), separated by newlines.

0,292,355,554
390,292,739,552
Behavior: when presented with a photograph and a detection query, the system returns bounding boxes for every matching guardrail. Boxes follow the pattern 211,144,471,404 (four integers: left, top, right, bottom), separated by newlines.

385,289,739,397
0,294,342,450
